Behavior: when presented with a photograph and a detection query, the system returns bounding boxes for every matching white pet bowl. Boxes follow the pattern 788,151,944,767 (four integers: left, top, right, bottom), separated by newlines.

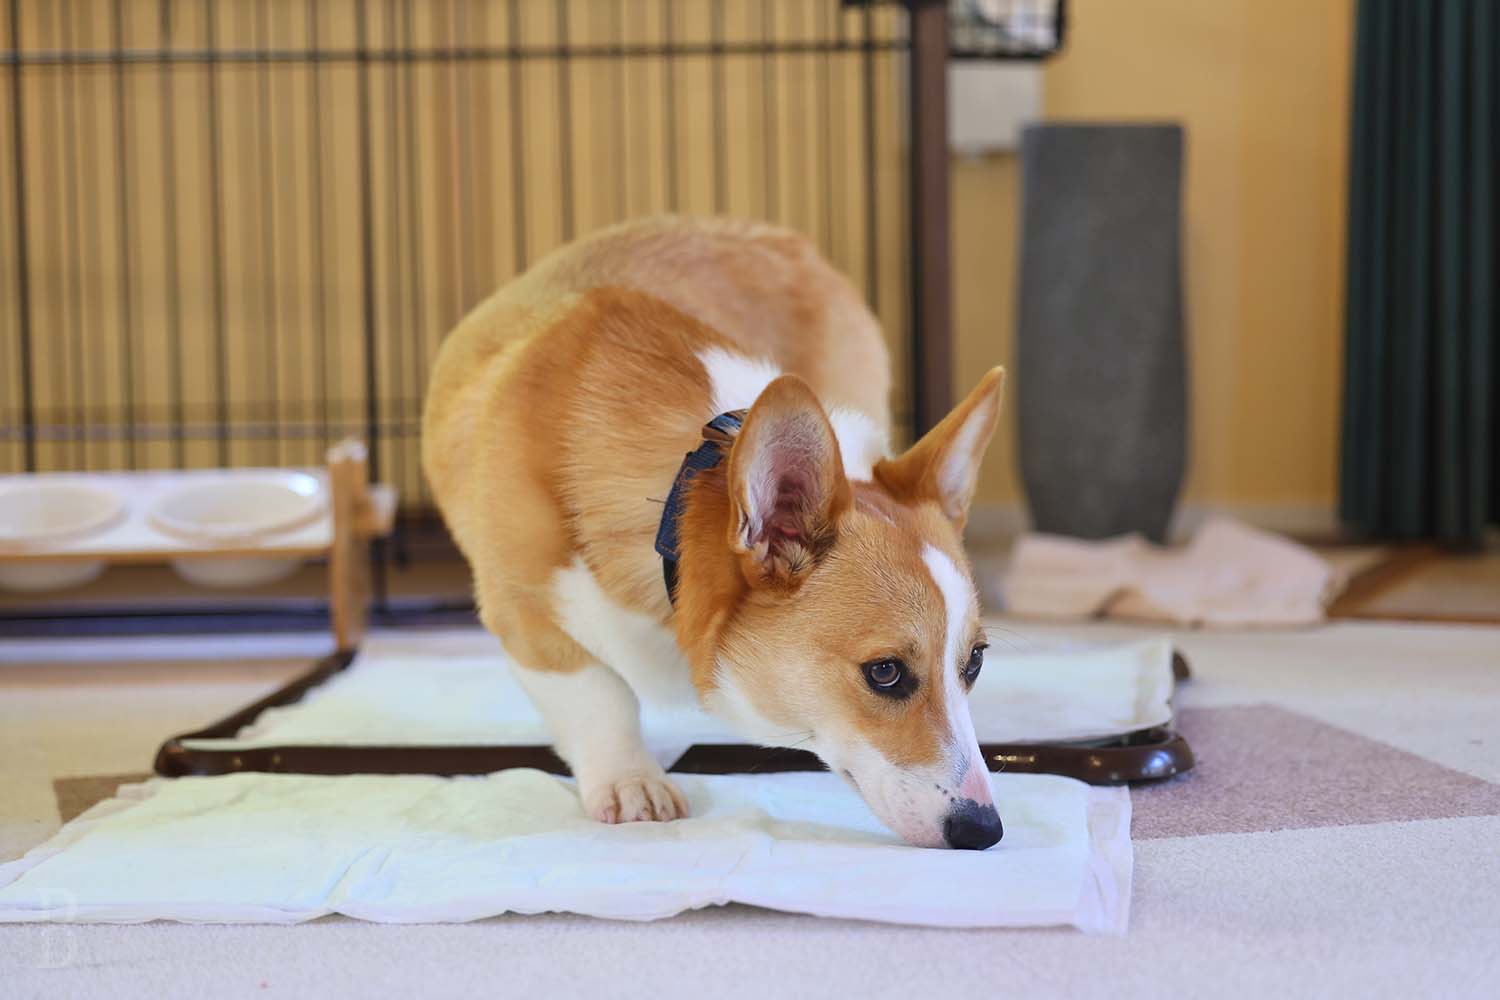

149,471,324,543
149,473,325,590
149,471,324,589
0,479,125,592
170,556,303,589
0,479,126,546
0,559,107,593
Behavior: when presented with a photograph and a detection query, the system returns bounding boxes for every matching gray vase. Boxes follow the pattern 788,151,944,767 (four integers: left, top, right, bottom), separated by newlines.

1016,123,1187,542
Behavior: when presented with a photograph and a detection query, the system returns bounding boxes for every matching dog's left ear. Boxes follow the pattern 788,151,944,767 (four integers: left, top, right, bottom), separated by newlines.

874,367,1005,530
727,375,852,588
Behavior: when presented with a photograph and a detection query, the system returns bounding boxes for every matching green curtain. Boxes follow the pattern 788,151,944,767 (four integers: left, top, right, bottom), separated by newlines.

1341,0,1498,547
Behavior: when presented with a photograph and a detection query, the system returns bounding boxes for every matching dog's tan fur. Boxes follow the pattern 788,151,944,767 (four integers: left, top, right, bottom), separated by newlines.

424,216,1005,846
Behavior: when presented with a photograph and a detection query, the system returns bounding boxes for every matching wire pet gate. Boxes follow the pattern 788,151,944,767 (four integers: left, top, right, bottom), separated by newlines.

1,0,973,627
1,1,947,491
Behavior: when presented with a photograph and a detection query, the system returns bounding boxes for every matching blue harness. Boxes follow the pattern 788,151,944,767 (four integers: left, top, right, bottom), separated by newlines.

653,410,745,605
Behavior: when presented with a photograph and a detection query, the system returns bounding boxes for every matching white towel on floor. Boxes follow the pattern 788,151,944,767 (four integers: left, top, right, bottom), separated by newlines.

188,629,1174,765
0,771,1132,933
1004,517,1344,626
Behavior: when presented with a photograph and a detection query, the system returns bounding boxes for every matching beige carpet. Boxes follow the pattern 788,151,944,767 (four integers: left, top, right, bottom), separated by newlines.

3,622,1499,998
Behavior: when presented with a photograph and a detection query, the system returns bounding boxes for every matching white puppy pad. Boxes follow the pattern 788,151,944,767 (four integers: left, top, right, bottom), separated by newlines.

0,771,1131,933
191,629,1173,760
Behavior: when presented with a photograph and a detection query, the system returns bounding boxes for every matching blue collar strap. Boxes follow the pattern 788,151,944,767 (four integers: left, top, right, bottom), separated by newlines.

654,410,746,606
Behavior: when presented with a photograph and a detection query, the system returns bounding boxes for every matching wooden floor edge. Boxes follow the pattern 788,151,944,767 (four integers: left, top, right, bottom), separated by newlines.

1325,544,1500,624
1326,544,1437,618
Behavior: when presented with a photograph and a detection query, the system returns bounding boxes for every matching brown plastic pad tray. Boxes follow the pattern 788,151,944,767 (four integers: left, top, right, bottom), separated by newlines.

155,650,1195,786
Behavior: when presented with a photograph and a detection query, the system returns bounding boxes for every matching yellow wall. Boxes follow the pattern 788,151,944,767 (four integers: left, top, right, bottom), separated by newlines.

955,0,1355,516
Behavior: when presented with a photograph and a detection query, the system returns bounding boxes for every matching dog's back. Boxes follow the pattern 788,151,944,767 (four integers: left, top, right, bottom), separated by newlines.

422,216,890,659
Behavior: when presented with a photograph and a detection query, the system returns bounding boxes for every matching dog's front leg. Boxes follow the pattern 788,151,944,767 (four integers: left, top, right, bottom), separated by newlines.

511,660,689,823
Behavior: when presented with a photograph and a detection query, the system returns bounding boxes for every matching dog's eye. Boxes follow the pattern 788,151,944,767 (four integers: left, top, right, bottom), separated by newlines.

963,644,987,686
863,658,906,694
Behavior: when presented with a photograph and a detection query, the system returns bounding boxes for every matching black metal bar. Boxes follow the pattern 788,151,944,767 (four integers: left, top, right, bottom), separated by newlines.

353,0,389,614
204,0,229,467
710,0,726,213
255,0,280,467
158,0,185,468
453,0,475,307
38,2,65,470
384,0,405,495
506,0,528,270
2,603,481,641
612,0,627,217
61,0,85,469
946,49,1054,63
827,0,844,262
0,39,906,67
790,0,808,229
2,418,423,444
434,1,457,321
355,0,380,487
908,0,953,434
6,0,37,472
111,0,137,469
7,396,428,418
760,0,776,219
820,0,835,250
0,609,343,641
860,3,878,313
370,533,391,613
80,3,110,469
401,0,426,500
660,0,678,210
272,0,303,468
306,0,330,455
553,0,575,240
7,401,426,421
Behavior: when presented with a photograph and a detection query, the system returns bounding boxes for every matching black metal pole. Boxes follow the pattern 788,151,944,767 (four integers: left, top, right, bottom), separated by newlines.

355,0,380,484
907,0,953,435
204,0,229,467
159,0,186,468
553,0,575,240
6,0,37,472
355,0,388,611
112,0,138,469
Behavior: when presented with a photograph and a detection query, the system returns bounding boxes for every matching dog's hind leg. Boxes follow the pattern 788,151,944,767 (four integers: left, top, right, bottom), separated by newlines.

511,659,689,823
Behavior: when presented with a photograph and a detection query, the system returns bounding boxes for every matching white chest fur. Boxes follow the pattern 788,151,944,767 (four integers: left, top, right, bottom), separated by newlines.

551,557,699,708
697,346,887,481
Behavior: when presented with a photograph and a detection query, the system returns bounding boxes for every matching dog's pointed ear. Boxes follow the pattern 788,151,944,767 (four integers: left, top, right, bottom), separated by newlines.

727,375,851,588
874,367,1005,530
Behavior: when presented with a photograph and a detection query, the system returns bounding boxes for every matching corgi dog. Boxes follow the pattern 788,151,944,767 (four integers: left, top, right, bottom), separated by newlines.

423,217,1006,849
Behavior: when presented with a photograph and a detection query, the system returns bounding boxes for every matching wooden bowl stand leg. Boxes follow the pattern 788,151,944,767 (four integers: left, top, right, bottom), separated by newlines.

327,440,376,653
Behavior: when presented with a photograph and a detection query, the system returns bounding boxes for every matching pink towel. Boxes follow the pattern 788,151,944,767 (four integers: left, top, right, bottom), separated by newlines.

1003,517,1344,627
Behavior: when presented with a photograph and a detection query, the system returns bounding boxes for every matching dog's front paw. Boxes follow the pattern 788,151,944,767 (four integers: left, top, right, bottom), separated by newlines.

581,770,689,824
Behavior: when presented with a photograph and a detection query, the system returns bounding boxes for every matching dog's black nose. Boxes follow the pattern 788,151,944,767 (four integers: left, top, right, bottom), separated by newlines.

943,799,1004,850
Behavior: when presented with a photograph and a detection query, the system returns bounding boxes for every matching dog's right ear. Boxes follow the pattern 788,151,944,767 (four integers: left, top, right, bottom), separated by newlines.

727,375,852,589
873,367,1005,532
